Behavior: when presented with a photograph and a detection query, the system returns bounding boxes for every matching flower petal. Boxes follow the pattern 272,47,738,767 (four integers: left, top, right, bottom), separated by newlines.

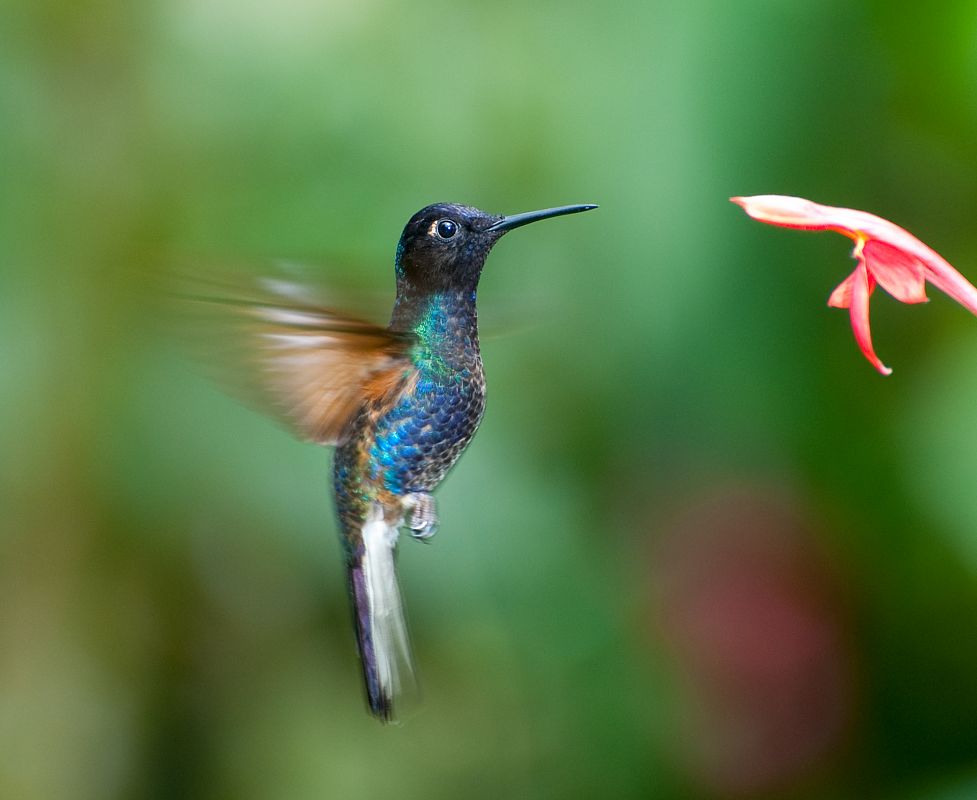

920,257,977,317
828,268,876,308
731,195,914,242
828,272,855,309
730,195,836,231
848,262,892,376
862,239,928,304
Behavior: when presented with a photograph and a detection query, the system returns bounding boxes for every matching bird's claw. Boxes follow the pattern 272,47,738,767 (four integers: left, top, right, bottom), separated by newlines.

403,493,438,540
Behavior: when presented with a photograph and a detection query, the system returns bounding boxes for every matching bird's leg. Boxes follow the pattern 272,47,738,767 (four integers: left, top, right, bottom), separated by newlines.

402,493,438,541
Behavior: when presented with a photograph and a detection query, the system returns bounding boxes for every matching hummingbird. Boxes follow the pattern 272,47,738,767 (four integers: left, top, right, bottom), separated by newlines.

184,201,597,720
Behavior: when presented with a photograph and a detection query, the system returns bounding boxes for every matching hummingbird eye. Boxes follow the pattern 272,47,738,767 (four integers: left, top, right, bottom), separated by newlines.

434,219,458,240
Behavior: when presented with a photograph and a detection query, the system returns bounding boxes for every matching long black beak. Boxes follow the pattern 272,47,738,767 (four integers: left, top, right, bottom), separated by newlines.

485,203,598,233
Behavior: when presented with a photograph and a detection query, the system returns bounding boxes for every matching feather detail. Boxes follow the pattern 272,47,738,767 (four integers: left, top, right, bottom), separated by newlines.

172,272,416,445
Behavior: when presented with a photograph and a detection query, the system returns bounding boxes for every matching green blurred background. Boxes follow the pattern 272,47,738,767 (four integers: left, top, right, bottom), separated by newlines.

5,1,977,797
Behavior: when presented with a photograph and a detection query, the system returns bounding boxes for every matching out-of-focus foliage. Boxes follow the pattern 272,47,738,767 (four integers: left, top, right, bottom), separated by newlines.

4,1,977,797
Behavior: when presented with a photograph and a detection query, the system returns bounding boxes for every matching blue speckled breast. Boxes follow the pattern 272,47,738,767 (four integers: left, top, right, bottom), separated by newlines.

367,361,485,494
333,289,486,535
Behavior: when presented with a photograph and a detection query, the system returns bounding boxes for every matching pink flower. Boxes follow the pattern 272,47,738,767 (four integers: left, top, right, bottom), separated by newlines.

731,195,977,375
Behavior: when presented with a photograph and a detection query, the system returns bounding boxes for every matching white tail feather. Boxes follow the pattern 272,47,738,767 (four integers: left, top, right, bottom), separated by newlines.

361,503,414,706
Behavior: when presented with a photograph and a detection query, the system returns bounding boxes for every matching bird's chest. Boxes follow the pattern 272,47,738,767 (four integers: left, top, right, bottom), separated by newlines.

366,356,485,494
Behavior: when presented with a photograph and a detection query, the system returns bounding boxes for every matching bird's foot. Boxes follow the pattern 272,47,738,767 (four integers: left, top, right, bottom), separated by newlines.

403,493,438,541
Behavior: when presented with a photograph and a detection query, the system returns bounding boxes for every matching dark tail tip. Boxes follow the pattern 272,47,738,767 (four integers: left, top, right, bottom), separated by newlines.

369,690,395,723
348,559,389,720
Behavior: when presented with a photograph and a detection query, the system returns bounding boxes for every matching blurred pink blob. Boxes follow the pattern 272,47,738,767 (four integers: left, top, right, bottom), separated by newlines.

651,485,855,795
732,195,977,375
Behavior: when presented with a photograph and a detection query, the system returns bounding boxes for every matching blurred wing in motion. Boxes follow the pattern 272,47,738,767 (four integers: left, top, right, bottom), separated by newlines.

173,272,414,445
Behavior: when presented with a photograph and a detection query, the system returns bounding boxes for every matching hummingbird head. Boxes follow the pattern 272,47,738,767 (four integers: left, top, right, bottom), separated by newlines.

395,202,597,292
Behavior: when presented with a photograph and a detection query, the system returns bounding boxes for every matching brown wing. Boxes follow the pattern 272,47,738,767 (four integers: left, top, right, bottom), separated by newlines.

174,273,415,445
